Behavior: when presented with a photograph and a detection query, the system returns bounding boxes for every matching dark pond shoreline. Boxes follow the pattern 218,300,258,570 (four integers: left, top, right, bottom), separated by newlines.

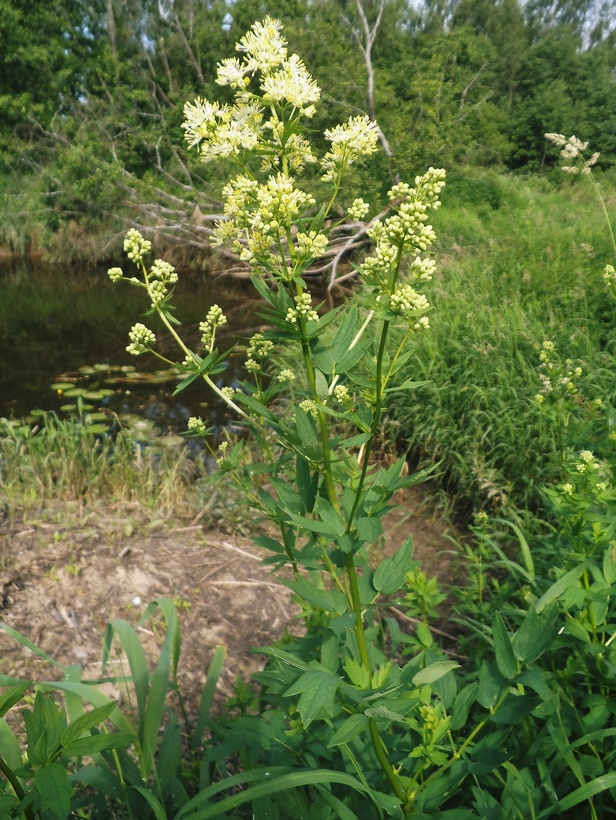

0,257,261,433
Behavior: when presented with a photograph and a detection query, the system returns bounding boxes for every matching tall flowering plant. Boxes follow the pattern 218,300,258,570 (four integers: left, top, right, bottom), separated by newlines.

109,18,464,816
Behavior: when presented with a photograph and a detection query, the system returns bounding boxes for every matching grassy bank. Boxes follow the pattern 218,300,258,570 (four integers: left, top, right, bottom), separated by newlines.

386,170,616,519
0,415,201,515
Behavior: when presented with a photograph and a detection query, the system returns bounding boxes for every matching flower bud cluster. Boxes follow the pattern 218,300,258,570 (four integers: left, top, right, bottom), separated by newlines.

199,305,227,348
187,416,208,437
215,172,317,271
183,17,320,174
296,231,328,260
245,332,274,373
124,229,152,264
390,284,430,315
347,198,370,220
299,399,319,418
127,323,156,356
108,266,124,282
286,293,318,324
150,259,178,284
278,369,296,382
410,257,437,281
576,450,601,473
148,280,167,306
333,384,353,408
604,264,615,286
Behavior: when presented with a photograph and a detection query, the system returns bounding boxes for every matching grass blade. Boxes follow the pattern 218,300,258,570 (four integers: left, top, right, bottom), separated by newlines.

191,645,225,752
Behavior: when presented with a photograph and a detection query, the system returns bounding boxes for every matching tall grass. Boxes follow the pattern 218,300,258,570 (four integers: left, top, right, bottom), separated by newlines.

386,171,616,518
0,415,201,513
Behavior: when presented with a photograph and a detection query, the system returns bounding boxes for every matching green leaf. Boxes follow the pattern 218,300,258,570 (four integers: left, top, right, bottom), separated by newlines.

450,683,479,732
103,620,148,726
469,734,511,774
35,763,72,819
139,600,180,778
270,477,305,514
35,683,132,735
513,605,558,663
534,562,589,613
62,731,135,756
491,694,540,724
0,718,23,771
0,681,31,719
132,785,168,820
285,670,340,727
327,713,369,747
537,771,616,817
356,516,383,544
493,613,518,679
315,368,329,399
287,512,345,537
477,662,506,709
295,456,318,513
413,661,460,687
175,766,401,819
385,379,430,394
191,645,226,752
373,536,416,595
0,624,64,669
603,543,616,585
60,700,118,749
0,795,18,813
279,577,348,615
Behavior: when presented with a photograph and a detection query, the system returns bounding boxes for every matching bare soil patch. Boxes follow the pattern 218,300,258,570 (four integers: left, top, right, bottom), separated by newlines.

0,489,456,711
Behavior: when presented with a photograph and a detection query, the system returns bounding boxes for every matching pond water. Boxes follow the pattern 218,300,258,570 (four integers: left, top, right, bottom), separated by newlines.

0,257,262,438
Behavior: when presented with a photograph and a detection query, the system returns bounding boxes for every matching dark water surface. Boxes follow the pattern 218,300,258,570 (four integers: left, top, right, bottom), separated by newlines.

0,258,261,433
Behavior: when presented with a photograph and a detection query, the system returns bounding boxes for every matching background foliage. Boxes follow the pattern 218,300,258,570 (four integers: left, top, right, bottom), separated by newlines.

1,0,616,256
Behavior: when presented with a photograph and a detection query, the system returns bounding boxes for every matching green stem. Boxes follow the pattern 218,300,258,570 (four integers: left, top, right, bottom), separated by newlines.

589,173,616,255
346,316,391,532
368,719,409,810
0,753,34,820
345,552,371,670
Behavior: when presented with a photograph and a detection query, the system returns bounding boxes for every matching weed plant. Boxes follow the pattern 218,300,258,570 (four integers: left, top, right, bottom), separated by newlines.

1,22,615,820
387,170,616,519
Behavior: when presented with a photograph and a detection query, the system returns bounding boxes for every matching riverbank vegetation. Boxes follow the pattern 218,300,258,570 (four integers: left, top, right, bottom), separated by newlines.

1,4,616,818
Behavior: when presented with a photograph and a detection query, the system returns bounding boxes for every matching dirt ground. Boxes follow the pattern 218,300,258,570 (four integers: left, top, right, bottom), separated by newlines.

0,488,457,714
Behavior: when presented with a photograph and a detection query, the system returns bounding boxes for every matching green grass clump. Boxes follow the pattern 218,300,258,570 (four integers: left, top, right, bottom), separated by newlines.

386,171,616,517
0,414,201,513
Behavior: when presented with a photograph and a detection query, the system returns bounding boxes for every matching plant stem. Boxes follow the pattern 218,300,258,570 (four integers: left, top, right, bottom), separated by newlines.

0,753,34,820
369,719,409,809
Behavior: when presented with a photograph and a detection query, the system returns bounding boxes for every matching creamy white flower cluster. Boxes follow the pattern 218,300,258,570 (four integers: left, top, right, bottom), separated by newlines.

187,416,208,437
150,259,178,284
127,322,156,356
286,292,318,324
576,450,601,473
321,116,379,182
535,341,584,404
347,198,370,220
124,228,152,264
356,168,445,327
245,332,275,372
544,133,600,175
604,264,615,286
182,17,320,171
212,172,318,273
199,304,227,348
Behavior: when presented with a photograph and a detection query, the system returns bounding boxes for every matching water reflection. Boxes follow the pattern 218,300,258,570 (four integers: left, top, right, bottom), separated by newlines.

0,258,260,435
